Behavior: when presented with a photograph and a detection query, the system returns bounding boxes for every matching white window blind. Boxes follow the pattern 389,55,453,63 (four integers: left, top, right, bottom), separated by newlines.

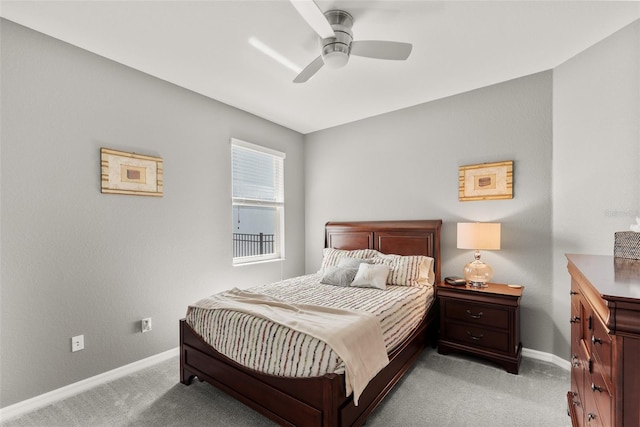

231,139,285,264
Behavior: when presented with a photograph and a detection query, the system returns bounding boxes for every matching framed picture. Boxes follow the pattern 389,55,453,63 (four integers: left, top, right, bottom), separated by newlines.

459,160,513,201
101,148,163,197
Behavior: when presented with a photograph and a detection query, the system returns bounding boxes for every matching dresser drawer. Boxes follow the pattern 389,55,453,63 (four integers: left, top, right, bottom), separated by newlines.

567,390,584,427
569,368,585,427
570,300,582,349
582,384,605,427
443,300,509,329
590,318,612,384
570,345,586,398
444,323,510,353
589,360,612,423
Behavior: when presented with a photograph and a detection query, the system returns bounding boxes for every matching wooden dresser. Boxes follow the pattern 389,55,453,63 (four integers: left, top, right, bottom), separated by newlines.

566,254,640,427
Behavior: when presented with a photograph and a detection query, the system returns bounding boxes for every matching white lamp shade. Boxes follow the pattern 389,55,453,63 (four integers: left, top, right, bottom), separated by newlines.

457,222,501,250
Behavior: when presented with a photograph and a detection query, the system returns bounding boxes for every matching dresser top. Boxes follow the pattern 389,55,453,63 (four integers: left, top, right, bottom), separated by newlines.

566,254,640,303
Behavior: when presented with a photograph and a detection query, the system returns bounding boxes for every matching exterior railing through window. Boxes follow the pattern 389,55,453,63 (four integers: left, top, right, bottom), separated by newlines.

233,233,275,258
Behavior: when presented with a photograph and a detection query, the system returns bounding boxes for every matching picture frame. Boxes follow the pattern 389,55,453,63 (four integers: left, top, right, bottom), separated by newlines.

101,148,163,197
459,160,513,201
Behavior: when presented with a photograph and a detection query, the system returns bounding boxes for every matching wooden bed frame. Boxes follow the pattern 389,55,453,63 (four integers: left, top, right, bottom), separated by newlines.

180,219,442,427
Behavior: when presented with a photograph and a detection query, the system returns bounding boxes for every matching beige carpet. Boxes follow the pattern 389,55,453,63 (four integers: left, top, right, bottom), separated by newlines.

2,348,571,427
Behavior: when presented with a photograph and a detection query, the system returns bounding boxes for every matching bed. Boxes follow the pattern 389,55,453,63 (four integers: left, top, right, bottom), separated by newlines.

180,219,442,427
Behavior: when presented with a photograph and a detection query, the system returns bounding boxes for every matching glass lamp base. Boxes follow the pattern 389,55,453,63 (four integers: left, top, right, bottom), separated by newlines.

463,259,493,288
467,280,488,288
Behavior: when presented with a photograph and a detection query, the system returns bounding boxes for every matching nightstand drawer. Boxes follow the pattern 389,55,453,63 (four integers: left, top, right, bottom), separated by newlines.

444,323,510,353
444,300,509,329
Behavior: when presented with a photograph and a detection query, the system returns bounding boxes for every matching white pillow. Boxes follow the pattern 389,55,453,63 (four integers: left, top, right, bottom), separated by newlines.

350,263,390,290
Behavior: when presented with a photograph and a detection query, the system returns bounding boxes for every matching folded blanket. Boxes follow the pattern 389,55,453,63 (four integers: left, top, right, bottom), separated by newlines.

190,287,389,405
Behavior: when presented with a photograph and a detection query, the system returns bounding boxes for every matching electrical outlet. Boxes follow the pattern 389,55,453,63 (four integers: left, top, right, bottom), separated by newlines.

141,317,152,333
71,335,84,352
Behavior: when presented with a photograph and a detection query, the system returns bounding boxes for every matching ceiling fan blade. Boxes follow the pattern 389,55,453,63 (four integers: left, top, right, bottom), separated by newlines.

294,55,324,83
350,41,413,60
290,0,335,39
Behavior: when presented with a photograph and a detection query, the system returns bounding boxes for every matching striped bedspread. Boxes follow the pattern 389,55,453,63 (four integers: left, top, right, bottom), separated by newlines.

186,273,434,379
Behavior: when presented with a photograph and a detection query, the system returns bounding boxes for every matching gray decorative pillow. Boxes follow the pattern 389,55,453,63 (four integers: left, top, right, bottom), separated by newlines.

320,266,358,287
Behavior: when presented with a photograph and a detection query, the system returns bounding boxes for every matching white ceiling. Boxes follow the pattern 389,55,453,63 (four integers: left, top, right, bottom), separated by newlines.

2,1,639,134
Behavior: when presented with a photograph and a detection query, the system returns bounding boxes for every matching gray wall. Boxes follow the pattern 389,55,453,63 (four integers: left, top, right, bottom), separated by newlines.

552,21,640,353
3,14,639,410
0,20,305,407
305,72,554,353
304,18,640,361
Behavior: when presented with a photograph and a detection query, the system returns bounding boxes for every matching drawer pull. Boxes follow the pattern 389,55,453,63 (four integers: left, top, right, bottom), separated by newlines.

570,290,578,295
466,331,483,341
466,309,484,319
570,391,579,405
570,316,580,324
571,354,580,368
590,383,602,393
591,335,602,345
587,413,596,421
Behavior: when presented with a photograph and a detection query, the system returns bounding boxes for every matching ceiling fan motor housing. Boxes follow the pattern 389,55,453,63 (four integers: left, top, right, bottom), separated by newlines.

321,10,353,68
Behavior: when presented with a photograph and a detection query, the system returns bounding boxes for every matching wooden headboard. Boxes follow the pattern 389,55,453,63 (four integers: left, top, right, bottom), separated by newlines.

325,220,442,285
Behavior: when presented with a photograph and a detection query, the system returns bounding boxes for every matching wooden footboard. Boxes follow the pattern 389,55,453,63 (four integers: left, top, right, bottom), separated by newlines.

180,304,437,427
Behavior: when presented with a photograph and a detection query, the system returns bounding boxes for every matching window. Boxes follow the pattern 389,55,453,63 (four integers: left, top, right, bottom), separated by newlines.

231,138,285,264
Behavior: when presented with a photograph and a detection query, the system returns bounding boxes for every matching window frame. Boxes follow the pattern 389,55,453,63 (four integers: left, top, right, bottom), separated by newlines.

231,138,286,266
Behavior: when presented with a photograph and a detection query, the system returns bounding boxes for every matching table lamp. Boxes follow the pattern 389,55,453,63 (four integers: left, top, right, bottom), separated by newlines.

457,222,501,287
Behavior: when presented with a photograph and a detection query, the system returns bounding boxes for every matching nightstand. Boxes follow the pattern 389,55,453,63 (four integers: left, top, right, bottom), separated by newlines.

437,281,523,374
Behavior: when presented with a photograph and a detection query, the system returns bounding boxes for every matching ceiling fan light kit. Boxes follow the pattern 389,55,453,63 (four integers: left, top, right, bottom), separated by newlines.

321,10,353,69
292,1,413,83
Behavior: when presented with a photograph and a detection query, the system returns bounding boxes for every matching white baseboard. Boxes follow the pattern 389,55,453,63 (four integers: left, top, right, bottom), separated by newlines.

0,347,179,422
522,347,571,371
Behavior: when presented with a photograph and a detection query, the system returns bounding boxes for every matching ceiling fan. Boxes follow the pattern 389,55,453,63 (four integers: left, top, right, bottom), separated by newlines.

290,0,413,83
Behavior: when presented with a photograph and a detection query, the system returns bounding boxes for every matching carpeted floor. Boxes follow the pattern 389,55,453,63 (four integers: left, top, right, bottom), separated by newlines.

2,348,571,427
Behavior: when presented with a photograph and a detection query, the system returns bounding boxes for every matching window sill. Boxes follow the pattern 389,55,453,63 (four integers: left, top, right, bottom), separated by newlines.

232,257,285,267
